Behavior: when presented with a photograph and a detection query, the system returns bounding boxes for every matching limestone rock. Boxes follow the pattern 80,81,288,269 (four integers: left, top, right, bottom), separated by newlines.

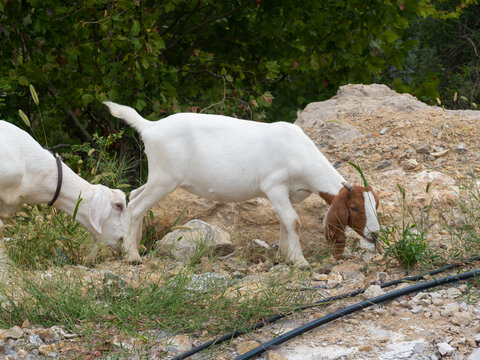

437,342,455,356
236,340,261,354
362,285,385,299
2,326,23,339
159,219,234,261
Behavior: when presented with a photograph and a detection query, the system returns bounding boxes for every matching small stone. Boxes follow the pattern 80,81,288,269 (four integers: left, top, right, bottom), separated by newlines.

432,149,449,158
432,298,443,306
468,348,480,360
379,127,388,135
17,349,27,357
411,305,425,314
446,287,462,298
413,292,429,301
171,335,192,352
39,344,57,356
363,285,385,299
403,158,418,170
21,319,31,328
326,272,343,289
2,326,23,339
268,351,288,360
406,298,419,309
475,333,480,344
252,239,270,249
236,340,261,354
453,143,467,153
452,312,471,326
451,337,466,346
415,143,431,154
312,273,329,281
437,342,454,356
29,333,43,346
441,303,460,317
419,299,431,307
371,153,382,162
376,161,391,170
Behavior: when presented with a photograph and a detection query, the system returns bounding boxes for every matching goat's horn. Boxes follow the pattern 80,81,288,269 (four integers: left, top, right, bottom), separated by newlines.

342,181,353,192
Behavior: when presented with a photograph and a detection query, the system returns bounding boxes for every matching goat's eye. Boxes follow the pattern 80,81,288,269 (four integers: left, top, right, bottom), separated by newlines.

350,207,359,212
114,203,124,212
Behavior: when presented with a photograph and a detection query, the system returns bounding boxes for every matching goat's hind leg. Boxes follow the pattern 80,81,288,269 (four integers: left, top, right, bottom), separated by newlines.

266,187,309,268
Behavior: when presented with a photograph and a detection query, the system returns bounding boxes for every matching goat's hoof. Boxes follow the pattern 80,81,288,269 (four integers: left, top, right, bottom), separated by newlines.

125,254,142,265
293,257,310,269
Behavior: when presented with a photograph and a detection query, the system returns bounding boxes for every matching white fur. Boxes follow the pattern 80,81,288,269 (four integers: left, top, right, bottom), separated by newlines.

0,120,128,253
363,191,380,238
104,102,378,266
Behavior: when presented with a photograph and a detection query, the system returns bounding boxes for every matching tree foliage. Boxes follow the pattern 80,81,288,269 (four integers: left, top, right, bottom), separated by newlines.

389,1,480,108
0,0,474,145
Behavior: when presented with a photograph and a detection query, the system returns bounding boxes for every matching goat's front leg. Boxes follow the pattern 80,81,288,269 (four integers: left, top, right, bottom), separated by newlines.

124,180,176,263
129,184,146,202
267,187,309,268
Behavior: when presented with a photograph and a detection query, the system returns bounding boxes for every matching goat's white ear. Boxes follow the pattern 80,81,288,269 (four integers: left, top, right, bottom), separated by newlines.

89,187,111,234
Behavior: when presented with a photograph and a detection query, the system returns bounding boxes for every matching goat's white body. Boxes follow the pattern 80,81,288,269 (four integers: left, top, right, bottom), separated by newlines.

105,102,353,266
141,113,345,202
0,120,127,255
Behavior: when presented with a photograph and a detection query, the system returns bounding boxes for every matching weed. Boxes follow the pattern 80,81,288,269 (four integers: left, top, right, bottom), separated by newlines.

381,223,437,272
380,184,440,272
444,176,480,259
0,261,312,346
5,202,94,269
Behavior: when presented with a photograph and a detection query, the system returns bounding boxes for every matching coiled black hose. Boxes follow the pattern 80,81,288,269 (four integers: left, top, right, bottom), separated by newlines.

171,257,479,360
235,268,480,360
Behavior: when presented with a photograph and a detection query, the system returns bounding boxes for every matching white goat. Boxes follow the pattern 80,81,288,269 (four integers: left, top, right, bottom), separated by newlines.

104,102,381,267
0,120,128,259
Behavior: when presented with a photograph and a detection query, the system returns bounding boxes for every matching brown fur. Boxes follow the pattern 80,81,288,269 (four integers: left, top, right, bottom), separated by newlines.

325,185,379,260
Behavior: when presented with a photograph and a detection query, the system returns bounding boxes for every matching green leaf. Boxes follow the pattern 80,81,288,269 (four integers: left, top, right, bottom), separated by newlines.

134,98,147,111
384,28,400,43
81,94,94,106
131,20,141,36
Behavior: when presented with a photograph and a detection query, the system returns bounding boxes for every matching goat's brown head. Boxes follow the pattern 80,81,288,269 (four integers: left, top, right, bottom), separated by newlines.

324,182,380,260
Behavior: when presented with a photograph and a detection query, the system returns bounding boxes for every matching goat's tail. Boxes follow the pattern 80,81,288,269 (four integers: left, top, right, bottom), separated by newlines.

103,101,151,133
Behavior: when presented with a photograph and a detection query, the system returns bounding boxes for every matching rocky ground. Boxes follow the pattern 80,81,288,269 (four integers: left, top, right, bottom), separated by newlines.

2,84,480,359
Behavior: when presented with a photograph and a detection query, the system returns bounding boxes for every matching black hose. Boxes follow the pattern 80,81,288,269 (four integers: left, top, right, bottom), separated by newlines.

170,257,479,360
234,268,480,360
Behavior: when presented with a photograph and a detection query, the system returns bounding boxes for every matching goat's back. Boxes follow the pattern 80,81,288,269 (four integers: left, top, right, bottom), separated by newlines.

0,121,53,206
140,114,338,201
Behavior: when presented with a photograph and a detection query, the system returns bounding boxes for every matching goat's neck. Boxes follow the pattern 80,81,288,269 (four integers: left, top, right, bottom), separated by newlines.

48,161,95,234
319,191,335,205
316,164,346,204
